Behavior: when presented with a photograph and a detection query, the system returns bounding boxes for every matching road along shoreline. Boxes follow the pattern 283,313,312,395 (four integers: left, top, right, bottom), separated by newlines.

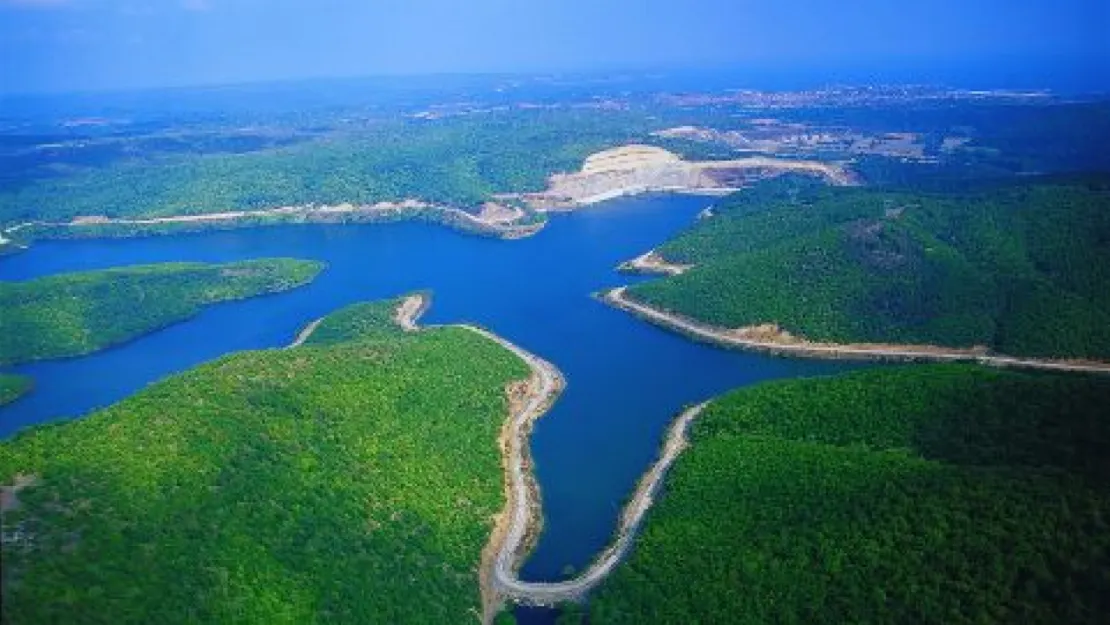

602,286,1110,374
484,401,709,616
1,143,858,255
0,200,543,252
385,294,564,620
387,294,715,621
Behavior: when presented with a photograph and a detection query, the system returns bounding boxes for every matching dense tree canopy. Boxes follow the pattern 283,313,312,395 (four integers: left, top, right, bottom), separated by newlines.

631,175,1110,359
0,110,646,227
7,100,1107,230
0,258,323,366
0,296,529,624
589,365,1110,624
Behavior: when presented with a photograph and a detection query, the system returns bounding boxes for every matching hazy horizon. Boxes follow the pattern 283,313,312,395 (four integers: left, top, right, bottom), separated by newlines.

1,0,1107,95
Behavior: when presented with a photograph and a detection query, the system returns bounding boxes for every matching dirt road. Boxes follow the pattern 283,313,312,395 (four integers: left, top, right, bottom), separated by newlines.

604,286,1110,374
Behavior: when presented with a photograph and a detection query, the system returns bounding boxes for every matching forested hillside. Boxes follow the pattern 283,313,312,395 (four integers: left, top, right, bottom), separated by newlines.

302,297,426,346
0,110,644,226
630,175,1110,359
8,99,1106,231
0,296,528,624
590,364,1110,624
0,258,323,365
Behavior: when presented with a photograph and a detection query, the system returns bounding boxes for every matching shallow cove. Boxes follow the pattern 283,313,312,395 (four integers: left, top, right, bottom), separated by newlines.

0,195,854,605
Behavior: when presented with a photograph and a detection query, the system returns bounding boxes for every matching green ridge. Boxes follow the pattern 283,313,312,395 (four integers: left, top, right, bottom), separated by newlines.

590,364,1110,624
0,258,324,366
0,296,529,623
631,175,1110,359
303,295,425,346
0,112,645,227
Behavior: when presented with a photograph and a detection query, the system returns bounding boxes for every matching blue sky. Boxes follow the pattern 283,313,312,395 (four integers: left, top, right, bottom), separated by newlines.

1,0,1107,93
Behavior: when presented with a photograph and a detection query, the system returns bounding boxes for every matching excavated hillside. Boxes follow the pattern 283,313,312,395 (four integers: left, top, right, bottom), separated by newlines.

520,145,854,209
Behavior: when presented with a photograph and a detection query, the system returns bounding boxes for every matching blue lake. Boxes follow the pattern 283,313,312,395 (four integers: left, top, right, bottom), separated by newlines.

0,195,854,605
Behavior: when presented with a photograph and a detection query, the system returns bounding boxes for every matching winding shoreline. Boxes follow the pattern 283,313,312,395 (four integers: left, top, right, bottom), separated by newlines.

469,325,564,621
486,401,709,614
383,294,565,620
603,286,1110,374
0,200,543,252
387,293,713,621
0,143,858,254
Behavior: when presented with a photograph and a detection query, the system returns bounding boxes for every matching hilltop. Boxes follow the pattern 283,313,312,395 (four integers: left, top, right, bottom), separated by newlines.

0,258,324,366
0,296,529,624
620,175,1110,362
512,144,854,209
590,364,1110,624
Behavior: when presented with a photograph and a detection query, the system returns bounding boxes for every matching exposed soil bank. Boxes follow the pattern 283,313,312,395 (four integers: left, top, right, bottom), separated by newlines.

487,401,709,614
509,144,856,210
1,200,543,251
384,294,565,621
285,317,324,349
0,144,854,255
617,249,692,276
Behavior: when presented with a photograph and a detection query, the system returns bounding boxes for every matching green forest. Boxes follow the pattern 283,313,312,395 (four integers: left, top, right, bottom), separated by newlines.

3,88,1109,625
301,296,426,346
8,99,1106,233
0,296,529,624
0,110,646,227
0,258,323,366
0,375,31,407
590,364,1110,624
630,175,1110,359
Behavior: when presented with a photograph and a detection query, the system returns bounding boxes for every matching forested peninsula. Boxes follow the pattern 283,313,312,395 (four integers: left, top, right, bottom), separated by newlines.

624,175,1110,361
0,296,529,624
0,258,323,366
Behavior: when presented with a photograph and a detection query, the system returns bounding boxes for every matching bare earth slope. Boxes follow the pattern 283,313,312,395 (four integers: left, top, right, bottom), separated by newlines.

2,144,853,252
515,145,855,209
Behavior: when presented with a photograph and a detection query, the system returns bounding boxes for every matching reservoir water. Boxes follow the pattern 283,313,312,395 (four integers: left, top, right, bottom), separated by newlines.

0,196,853,608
